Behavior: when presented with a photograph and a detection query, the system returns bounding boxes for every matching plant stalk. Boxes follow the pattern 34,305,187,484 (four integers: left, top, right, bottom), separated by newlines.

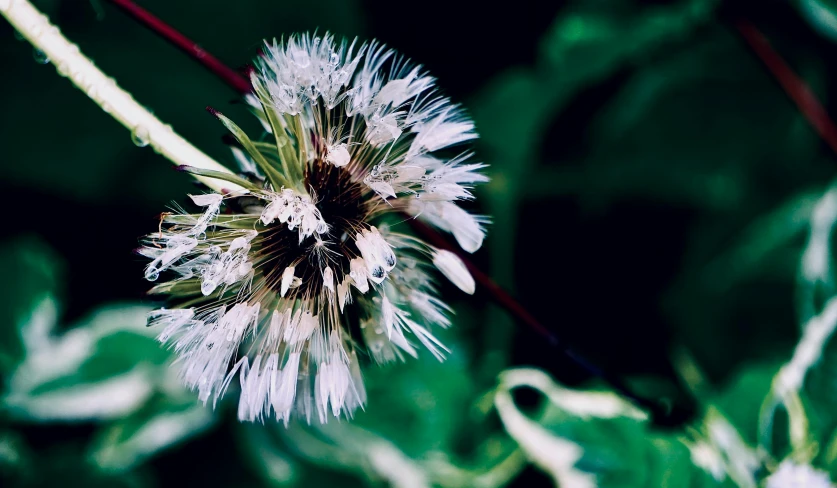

0,0,241,193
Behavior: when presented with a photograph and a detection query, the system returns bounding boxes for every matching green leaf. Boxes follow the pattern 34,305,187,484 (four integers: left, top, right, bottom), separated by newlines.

539,0,719,79
352,341,476,457
89,396,215,472
494,368,729,487
798,0,837,43
237,423,299,486
0,237,61,382
0,429,31,484
712,362,782,448
800,335,837,474
2,303,171,421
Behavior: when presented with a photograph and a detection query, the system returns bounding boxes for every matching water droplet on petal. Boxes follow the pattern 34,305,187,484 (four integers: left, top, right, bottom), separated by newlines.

132,126,150,147
13,30,25,41
201,280,217,296
33,49,49,64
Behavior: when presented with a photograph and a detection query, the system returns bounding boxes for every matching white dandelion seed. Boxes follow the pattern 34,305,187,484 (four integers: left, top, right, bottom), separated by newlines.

139,32,488,424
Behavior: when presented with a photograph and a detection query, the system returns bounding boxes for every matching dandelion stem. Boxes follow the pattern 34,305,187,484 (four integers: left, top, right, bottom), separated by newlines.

103,0,689,424
0,0,240,193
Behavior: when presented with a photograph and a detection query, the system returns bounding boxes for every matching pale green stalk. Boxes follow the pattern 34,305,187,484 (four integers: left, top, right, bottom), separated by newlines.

0,0,242,193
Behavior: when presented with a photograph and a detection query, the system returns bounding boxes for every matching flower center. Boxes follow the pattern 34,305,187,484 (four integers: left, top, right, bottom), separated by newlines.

258,161,367,298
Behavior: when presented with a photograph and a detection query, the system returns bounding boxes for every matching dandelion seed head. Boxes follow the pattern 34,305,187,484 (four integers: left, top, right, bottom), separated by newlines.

139,32,488,424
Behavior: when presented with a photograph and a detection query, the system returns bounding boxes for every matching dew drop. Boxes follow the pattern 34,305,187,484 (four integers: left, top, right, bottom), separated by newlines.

13,30,25,41
145,268,160,281
32,49,49,64
131,126,150,147
201,280,217,296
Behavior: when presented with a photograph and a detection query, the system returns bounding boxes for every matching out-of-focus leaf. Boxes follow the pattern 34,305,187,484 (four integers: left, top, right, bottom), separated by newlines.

540,0,719,80
2,302,170,421
0,430,30,484
797,331,837,476
576,28,820,212
494,368,728,487
798,0,837,43
89,396,215,472
421,435,526,488
286,422,431,488
469,0,722,377
712,362,781,448
237,423,298,486
0,237,60,380
474,0,720,174
10,445,150,488
690,408,761,488
699,190,820,292
5,366,156,421
352,345,475,457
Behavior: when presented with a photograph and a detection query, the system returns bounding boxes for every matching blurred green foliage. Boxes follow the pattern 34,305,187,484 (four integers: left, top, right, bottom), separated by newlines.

7,0,837,486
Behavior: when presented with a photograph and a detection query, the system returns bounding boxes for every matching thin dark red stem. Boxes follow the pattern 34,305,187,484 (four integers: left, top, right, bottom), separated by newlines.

108,0,252,95
106,0,685,423
736,19,837,155
408,220,559,344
